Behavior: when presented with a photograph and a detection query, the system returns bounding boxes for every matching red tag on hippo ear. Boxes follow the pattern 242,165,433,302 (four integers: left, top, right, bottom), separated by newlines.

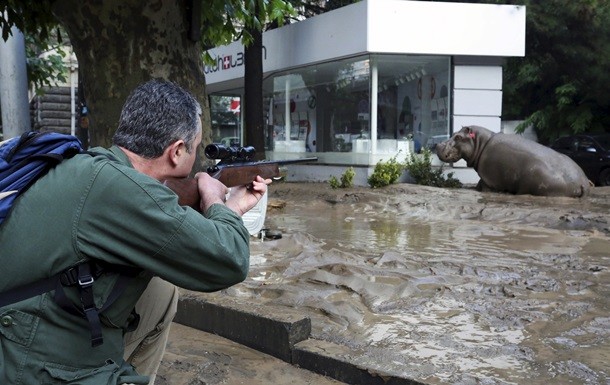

468,132,476,139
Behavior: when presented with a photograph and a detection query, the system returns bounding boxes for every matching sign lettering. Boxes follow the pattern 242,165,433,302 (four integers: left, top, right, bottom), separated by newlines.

204,46,267,74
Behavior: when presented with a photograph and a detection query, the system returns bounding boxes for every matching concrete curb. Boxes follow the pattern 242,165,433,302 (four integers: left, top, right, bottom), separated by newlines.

175,293,425,385
293,339,424,385
175,294,310,362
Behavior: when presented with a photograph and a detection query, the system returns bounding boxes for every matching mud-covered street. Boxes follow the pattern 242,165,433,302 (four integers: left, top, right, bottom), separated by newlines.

163,182,610,385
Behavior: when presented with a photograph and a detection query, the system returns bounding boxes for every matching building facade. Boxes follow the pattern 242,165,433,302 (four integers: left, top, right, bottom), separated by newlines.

204,0,526,184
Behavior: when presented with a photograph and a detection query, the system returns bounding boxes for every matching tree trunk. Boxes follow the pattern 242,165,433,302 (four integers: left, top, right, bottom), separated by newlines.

51,0,211,171
244,26,265,160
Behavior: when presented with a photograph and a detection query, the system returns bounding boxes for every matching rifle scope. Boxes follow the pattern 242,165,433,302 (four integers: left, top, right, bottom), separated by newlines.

204,144,256,161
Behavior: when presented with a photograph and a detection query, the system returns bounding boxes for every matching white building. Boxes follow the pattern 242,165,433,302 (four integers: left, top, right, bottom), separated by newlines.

204,0,526,185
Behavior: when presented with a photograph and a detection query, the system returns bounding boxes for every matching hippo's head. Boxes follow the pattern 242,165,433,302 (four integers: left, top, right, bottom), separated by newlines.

435,126,479,163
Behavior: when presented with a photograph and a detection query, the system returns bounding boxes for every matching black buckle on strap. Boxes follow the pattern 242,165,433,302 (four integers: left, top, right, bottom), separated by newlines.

78,272,94,288
59,262,104,287
59,266,79,286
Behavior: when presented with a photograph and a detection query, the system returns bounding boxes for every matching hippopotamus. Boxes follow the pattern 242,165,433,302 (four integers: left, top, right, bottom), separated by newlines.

435,125,591,197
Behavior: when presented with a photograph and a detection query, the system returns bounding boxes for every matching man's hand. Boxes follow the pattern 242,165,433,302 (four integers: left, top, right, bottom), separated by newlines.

225,175,272,216
195,172,230,213
195,173,271,216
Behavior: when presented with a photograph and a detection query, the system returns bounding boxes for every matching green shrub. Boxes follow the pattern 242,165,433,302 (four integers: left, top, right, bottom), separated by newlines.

367,155,404,188
329,176,341,189
405,148,462,188
329,167,356,189
340,167,355,188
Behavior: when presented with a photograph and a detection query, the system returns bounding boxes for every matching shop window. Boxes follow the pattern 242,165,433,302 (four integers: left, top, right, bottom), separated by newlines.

263,54,450,161
209,95,241,146
375,54,450,153
263,56,371,156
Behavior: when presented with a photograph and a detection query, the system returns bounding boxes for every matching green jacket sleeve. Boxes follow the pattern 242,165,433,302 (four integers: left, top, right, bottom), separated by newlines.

74,158,250,292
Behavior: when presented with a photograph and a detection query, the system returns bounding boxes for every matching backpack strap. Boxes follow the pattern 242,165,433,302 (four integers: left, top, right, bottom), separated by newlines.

0,261,142,347
77,263,104,347
0,273,60,308
57,262,142,347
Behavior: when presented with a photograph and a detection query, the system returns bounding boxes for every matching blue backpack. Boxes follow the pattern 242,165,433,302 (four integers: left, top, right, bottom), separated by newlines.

0,131,83,224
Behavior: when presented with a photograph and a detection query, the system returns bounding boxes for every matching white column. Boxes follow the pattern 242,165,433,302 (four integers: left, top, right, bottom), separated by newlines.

284,78,291,141
370,58,378,154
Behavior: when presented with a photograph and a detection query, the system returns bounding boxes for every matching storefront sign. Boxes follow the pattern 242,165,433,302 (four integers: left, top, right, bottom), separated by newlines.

204,46,267,75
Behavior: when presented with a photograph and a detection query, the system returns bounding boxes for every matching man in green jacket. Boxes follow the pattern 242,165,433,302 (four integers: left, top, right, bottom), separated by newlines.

0,80,270,384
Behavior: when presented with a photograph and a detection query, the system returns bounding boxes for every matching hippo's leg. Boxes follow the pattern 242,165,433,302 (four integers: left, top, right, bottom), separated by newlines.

475,180,484,191
476,179,495,192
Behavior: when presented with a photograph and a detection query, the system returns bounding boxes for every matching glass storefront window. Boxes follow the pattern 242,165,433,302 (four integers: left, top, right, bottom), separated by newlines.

263,55,371,158
209,95,241,146
375,54,450,153
242,54,450,164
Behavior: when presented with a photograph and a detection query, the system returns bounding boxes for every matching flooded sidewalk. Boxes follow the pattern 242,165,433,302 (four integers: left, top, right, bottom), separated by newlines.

162,183,610,385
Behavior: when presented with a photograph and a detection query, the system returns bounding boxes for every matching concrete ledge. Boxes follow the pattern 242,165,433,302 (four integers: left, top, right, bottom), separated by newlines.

175,293,311,362
175,293,424,385
293,339,425,385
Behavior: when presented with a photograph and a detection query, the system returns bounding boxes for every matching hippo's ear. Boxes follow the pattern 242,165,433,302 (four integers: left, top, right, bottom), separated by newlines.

455,126,473,141
463,126,476,140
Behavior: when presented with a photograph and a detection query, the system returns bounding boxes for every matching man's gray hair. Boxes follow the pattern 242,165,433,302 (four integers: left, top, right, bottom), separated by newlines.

113,79,202,158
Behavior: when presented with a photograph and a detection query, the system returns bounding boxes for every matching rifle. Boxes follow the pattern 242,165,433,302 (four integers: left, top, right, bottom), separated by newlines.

163,144,317,210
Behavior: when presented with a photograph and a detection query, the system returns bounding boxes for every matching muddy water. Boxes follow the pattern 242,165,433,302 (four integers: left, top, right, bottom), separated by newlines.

220,184,610,384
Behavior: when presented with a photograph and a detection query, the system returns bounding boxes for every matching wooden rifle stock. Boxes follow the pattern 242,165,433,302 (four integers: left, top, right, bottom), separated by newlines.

163,157,317,211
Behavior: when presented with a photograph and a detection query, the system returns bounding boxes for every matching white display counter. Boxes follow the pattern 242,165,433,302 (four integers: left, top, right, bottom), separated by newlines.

274,140,306,152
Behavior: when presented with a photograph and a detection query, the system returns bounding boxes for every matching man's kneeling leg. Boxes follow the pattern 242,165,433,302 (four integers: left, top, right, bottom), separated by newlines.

124,277,179,384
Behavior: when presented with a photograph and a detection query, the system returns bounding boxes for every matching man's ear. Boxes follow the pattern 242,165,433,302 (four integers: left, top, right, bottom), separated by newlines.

167,139,186,167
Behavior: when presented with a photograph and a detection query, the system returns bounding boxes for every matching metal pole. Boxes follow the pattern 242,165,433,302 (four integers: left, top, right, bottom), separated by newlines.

69,52,78,136
0,22,31,139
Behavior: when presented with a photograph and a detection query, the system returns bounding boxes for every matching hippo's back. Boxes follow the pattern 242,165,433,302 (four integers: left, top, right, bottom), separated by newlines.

484,133,591,197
